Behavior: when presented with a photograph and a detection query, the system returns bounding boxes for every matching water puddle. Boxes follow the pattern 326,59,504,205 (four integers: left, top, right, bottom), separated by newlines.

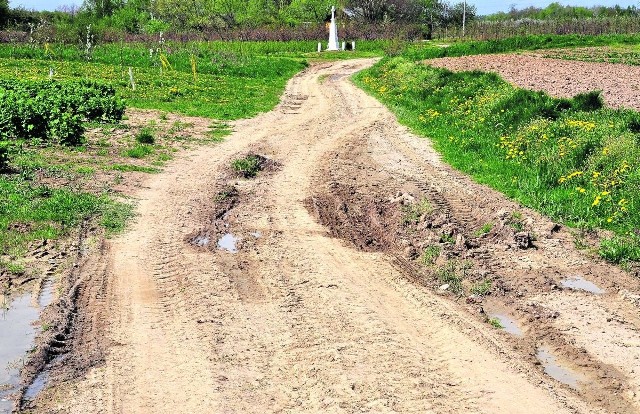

250,231,262,238
192,234,210,247
39,279,55,308
536,347,583,389
0,279,56,411
217,234,239,253
23,371,49,401
489,313,523,337
0,293,40,412
561,276,605,294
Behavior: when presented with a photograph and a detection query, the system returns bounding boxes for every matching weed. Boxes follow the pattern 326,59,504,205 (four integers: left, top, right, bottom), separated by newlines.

488,317,504,329
420,245,441,266
99,199,135,235
124,144,154,159
403,198,433,225
159,112,168,121
135,127,155,144
231,155,261,178
471,279,492,296
434,260,473,295
474,222,493,237
508,212,524,231
441,233,455,244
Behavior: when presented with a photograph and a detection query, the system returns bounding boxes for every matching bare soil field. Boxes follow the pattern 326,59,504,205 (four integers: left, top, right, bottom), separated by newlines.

427,53,640,111
14,59,640,413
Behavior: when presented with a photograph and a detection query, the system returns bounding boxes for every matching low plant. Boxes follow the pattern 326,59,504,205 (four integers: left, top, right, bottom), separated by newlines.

488,317,504,329
435,260,473,295
420,245,441,265
402,198,433,225
474,222,493,237
125,144,154,159
232,155,261,178
471,279,492,296
440,233,455,244
135,127,155,144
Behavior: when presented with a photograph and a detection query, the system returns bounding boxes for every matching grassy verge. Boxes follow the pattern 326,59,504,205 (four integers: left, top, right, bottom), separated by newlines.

354,57,640,264
404,33,640,60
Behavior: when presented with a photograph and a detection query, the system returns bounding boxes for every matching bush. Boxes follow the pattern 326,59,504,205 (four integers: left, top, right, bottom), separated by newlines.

572,91,604,112
0,140,11,170
135,127,155,144
0,79,125,145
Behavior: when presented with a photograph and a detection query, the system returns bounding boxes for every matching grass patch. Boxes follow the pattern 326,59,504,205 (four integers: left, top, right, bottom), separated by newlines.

231,155,262,178
488,317,504,329
471,279,492,296
354,56,640,264
402,198,433,225
435,260,472,295
107,164,159,173
124,144,154,159
135,127,156,144
420,245,441,266
474,222,493,237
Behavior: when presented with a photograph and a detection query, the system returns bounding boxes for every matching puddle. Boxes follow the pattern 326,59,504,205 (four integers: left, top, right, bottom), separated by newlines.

217,234,239,253
192,235,210,247
23,371,49,401
561,276,605,294
536,347,582,389
0,292,41,412
39,279,55,309
250,231,262,238
489,313,523,336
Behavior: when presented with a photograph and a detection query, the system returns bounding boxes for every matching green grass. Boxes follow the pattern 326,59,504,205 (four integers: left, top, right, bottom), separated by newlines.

0,40,387,121
403,33,640,61
420,245,441,265
124,144,154,159
474,222,493,237
231,155,262,178
0,179,131,258
354,56,640,264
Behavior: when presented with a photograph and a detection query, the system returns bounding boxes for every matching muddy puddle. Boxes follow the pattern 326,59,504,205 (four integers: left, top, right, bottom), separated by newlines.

192,234,211,247
536,347,583,389
561,276,604,294
0,280,56,412
218,234,239,253
489,313,524,337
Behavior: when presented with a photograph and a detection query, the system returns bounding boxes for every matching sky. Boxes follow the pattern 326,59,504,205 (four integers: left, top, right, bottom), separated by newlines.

7,0,640,15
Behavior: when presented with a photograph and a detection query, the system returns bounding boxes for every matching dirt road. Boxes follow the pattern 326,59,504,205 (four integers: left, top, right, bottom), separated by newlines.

27,59,640,413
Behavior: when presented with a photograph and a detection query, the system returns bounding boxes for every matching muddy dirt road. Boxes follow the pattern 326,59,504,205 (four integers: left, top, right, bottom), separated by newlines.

26,59,640,413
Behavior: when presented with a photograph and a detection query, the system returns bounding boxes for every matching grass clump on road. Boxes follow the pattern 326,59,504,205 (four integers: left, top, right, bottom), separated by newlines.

354,56,640,264
232,155,262,178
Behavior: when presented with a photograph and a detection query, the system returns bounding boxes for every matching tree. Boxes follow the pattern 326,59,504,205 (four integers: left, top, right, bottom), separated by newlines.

0,0,9,29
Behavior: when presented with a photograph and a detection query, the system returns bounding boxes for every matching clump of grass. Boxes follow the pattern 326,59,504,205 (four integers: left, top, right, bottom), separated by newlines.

488,317,504,329
420,245,441,265
471,279,492,296
403,198,433,225
208,121,232,142
474,222,493,237
135,127,155,144
125,144,154,159
232,155,262,178
440,233,455,244
508,212,524,231
107,164,159,173
435,260,473,295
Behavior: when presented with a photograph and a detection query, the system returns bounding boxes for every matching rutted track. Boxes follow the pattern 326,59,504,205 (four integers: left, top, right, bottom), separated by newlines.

27,59,640,414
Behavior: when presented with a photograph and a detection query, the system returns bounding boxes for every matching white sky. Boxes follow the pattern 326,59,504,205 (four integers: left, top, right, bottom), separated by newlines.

8,0,640,16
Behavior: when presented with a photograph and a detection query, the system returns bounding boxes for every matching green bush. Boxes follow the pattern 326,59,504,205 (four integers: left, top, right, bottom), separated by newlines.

135,127,155,144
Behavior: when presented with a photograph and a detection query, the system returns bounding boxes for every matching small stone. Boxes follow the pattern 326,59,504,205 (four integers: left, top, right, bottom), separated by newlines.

439,284,450,291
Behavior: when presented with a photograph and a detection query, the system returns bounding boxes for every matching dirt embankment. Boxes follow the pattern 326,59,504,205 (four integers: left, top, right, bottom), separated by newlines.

427,53,640,111
19,58,640,414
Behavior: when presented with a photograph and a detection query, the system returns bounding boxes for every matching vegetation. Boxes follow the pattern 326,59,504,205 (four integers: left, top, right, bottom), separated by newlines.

232,155,262,178
354,53,640,264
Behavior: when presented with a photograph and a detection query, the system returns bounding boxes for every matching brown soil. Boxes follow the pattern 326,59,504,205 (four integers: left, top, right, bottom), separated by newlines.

426,53,640,110
17,59,640,414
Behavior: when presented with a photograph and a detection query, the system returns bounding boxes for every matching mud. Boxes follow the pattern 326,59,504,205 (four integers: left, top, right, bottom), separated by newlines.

18,59,640,414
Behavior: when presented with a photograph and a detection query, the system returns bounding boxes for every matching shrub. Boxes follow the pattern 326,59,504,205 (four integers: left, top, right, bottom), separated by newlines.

135,127,155,144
